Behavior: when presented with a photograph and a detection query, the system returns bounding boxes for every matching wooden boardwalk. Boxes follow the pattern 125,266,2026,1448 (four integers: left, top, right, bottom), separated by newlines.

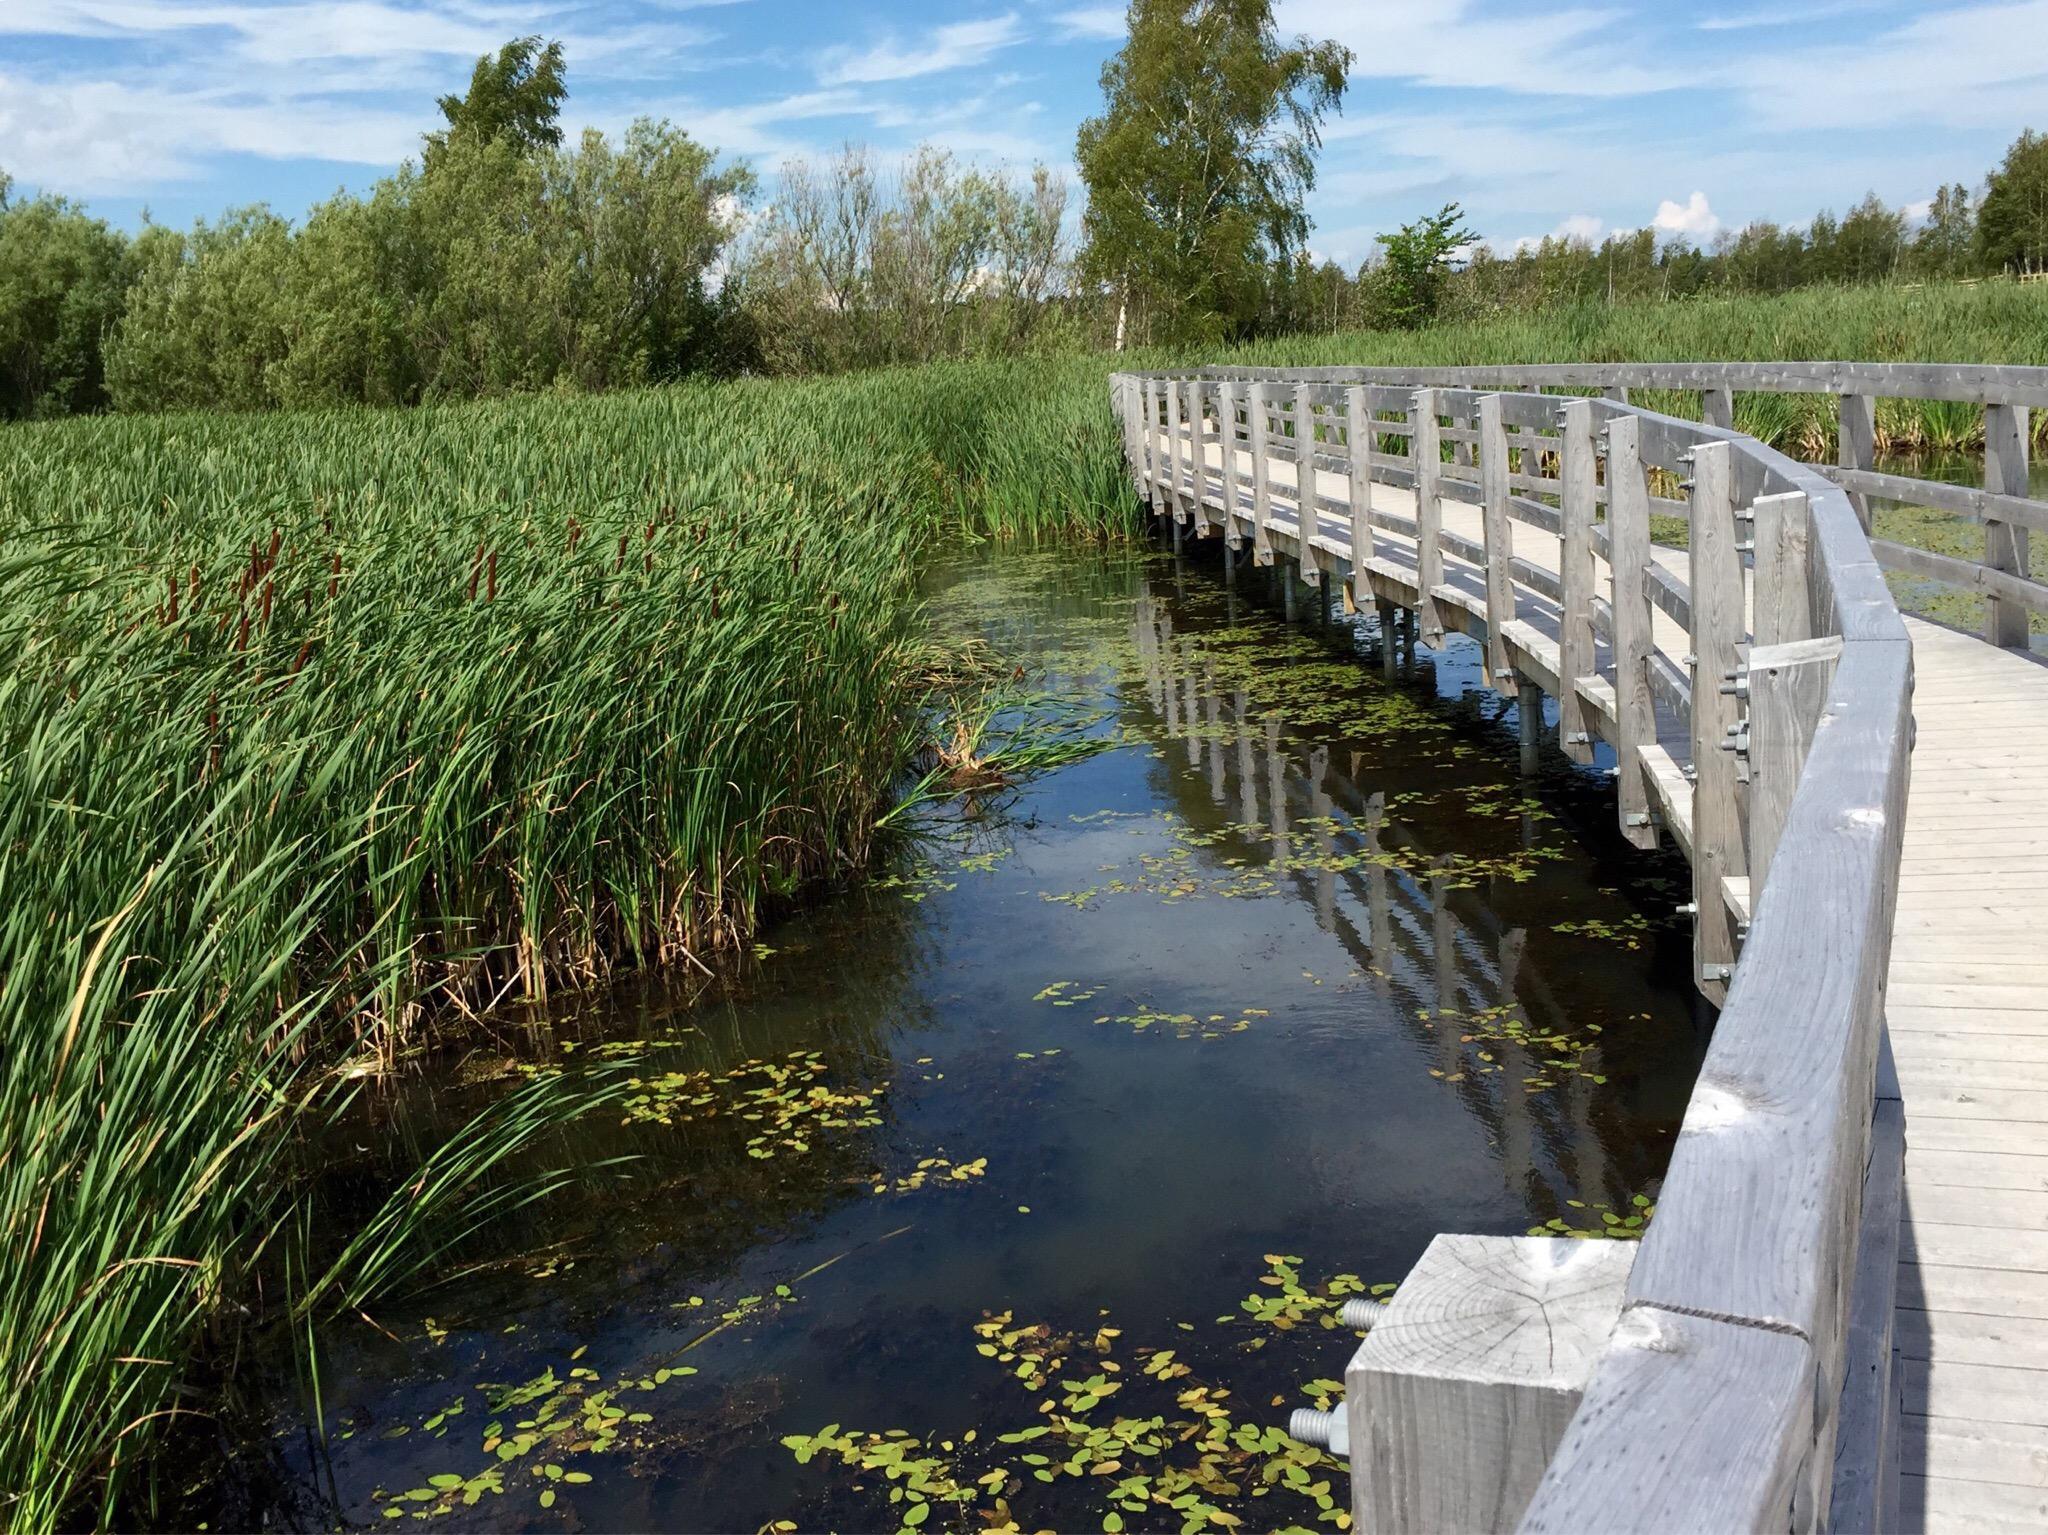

1890,618,2048,1533
1156,407,2048,1531
1122,365,2048,1531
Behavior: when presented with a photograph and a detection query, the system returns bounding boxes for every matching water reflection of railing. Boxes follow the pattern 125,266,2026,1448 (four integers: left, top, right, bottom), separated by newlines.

1128,597,1644,1222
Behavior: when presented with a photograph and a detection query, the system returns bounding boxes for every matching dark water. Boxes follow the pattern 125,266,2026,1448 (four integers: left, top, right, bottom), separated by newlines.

194,543,1709,1534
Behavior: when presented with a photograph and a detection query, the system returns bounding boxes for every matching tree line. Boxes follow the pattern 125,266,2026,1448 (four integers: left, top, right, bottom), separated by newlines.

5,2,2048,422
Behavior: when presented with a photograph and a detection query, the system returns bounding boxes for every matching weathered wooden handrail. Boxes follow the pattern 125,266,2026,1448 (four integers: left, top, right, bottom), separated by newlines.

1196,360,2046,649
1107,360,1957,1532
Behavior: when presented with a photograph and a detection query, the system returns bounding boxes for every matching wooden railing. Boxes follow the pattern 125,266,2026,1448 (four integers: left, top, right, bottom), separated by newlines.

1203,361,2048,649
1108,363,1957,1532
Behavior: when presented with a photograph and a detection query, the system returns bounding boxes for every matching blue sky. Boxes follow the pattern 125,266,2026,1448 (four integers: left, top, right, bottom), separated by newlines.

5,0,2047,263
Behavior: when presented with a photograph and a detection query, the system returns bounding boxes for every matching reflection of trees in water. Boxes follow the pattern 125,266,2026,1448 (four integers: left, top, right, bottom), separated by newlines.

1125,574,1701,1228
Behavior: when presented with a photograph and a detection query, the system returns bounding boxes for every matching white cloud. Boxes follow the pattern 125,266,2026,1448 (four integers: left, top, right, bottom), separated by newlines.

817,14,1024,86
1736,0,2048,131
1555,212,1606,243
1053,4,1126,39
1903,196,1934,222
1277,0,1675,99
1695,0,1881,28
0,70,422,190
1652,190,1720,239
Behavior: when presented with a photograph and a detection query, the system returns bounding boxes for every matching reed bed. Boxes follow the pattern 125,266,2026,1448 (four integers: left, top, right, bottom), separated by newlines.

0,359,1133,1528
1221,281,2048,455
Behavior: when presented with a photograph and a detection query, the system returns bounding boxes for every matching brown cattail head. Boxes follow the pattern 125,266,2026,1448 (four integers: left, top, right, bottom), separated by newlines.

260,579,274,628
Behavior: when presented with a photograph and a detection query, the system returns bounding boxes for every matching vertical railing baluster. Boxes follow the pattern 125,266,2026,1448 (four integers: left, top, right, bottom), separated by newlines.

1296,383,1322,584
1141,378,1162,520
1222,380,1245,550
1412,387,1445,645
1752,491,1814,648
1702,384,1735,431
1346,384,1374,614
1607,415,1659,851
1838,391,1876,530
1557,399,1598,764
1168,378,1188,522
1985,400,2032,648
1477,393,1516,687
1251,381,1274,566
1688,439,1748,1004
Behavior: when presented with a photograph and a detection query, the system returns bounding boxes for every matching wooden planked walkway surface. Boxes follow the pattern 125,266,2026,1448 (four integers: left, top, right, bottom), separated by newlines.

1163,420,2048,1532
1891,617,2048,1534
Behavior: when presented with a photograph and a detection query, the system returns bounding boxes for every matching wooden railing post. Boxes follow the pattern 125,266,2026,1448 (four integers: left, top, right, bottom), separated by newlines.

1688,440,1748,1002
1985,401,2032,647
1752,491,1814,647
1557,399,1598,764
1221,381,1246,550
1838,392,1876,530
1411,388,1446,645
1345,384,1375,614
1343,1235,1635,1535
1607,415,1659,851
1142,378,1164,519
1477,394,1516,688
1702,384,1735,431
1251,382,1274,566
1746,635,1841,898
1116,376,1140,498
1168,378,1189,522
1297,383,1323,584
1189,382,1213,536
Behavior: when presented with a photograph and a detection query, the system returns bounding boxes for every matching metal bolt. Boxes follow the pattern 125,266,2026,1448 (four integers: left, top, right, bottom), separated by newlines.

1735,921,1752,944
1288,1408,1349,1457
1676,902,1699,916
1339,1298,1382,1331
1678,479,1697,492
1624,812,1653,828
1677,449,1697,466
1702,963,1734,983
1565,731,1593,745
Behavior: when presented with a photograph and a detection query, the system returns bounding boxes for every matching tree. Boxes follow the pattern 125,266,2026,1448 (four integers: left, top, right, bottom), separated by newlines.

426,36,568,164
1075,0,1351,345
1978,128,2048,274
1911,183,1976,279
0,183,135,418
1834,192,1904,284
1375,203,1476,327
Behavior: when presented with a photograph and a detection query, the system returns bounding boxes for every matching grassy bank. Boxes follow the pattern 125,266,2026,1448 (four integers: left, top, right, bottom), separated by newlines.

0,358,1134,1527
1222,281,2048,454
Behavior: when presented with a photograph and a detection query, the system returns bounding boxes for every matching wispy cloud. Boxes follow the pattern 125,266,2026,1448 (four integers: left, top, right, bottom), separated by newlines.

1052,4,1125,40
817,13,1024,86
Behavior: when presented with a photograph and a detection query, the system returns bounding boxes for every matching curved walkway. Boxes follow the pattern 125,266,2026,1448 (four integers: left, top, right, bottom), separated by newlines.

1889,621,2048,1533
1164,422,2048,1533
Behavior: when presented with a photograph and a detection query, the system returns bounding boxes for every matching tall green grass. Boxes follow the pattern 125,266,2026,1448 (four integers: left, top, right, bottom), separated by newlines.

0,358,1134,1527
1219,281,2048,454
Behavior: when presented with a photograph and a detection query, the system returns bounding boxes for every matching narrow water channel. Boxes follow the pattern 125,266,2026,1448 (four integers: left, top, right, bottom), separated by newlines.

197,542,1710,1534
